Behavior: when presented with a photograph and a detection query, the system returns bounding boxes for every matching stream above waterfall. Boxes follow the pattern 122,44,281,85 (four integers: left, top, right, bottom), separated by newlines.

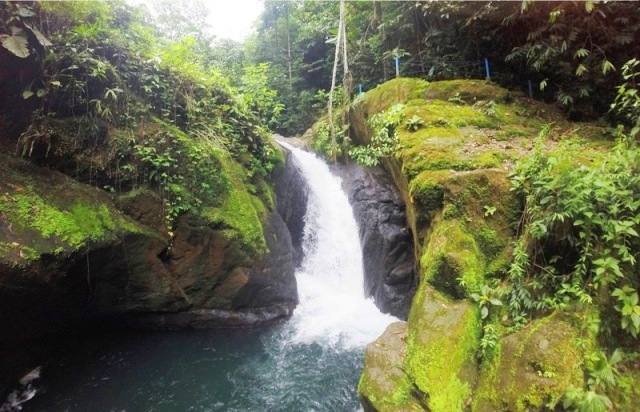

15,142,397,412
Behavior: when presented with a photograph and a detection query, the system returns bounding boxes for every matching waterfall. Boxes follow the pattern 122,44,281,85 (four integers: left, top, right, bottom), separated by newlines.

17,140,399,412
278,140,397,349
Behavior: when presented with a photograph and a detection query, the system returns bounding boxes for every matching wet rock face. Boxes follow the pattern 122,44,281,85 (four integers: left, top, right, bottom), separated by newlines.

0,154,301,342
272,147,309,268
336,162,416,319
113,211,298,330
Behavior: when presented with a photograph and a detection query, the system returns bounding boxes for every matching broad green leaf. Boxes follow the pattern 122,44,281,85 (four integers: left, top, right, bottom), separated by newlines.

0,29,29,58
24,23,52,47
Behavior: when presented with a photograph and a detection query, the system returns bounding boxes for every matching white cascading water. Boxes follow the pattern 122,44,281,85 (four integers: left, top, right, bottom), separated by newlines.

277,140,398,349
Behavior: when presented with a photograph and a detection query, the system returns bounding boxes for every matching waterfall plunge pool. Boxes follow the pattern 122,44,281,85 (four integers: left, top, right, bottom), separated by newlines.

14,142,397,412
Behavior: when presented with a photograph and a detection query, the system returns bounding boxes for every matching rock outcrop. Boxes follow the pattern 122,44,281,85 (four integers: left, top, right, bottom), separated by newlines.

336,162,415,319
272,145,309,268
343,79,612,411
359,322,425,411
0,150,301,341
472,315,585,411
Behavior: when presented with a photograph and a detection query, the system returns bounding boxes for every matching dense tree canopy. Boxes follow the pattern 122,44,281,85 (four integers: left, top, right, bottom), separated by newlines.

243,1,640,135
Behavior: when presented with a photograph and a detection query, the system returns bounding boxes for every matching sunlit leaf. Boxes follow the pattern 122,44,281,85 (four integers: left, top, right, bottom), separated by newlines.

0,29,29,58
602,60,616,75
16,7,36,18
540,79,548,90
574,48,590,59
576,64,588,77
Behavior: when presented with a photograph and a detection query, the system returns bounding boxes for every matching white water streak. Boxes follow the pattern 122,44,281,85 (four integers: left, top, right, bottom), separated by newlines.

277,140,397,349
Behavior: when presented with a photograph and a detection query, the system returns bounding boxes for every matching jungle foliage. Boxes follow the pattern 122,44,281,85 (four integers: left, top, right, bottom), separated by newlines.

0,0,283,230
246,1,640,135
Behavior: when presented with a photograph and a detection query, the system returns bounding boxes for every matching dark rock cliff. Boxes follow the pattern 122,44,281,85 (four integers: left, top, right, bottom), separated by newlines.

272,146,309,268
334,162,416,319
0,151,303,395
0,153,303,339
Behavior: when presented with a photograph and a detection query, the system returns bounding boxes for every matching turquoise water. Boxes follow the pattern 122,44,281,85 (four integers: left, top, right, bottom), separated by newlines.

22,324,365,412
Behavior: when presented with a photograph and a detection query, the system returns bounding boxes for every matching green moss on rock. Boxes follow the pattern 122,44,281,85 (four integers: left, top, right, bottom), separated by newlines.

421,218,484,298
359,322,425,411
141,120,269,261
423,80,512,103
404,285,481,412
348,78,620,412
0,154,144,267
472,314,585,411
412,169,517,297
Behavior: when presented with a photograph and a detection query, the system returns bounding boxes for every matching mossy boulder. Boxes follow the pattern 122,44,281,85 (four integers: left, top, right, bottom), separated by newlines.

359,322,424,412
350,78,616,412
0,153,161,341
416,169,518,298
472,314,586,411
404,286,481,412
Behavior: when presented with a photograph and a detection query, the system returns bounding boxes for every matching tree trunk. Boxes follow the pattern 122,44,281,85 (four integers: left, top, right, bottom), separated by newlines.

341,1,351,147
342,7,351,99
327,0,346,164
286,4,292,84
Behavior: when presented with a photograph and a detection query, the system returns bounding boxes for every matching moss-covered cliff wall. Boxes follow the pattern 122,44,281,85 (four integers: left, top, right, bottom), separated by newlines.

337,78,638,411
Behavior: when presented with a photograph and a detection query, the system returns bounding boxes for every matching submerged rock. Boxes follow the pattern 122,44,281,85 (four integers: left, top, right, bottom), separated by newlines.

336,162,416,319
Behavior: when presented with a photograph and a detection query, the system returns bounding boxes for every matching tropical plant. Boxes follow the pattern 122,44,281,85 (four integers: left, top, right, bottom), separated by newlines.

505,126,640,336
611,58,640,136
404,115,424,131
349,103,405,166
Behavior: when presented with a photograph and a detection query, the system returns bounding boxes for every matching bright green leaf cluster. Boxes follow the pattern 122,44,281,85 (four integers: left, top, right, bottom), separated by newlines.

506,127,640,337
349,104,405,166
